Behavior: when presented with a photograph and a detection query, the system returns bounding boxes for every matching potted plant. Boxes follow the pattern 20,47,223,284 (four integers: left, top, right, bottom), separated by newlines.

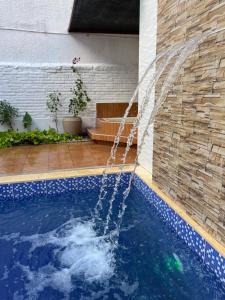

63,67,91,135
23,112,32,131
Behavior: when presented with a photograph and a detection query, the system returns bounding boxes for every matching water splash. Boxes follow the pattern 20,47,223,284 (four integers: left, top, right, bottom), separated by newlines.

2,218,114,299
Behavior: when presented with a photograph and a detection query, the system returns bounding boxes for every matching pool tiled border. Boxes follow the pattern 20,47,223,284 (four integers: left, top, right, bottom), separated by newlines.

135,166,225,283
0,165,224,283
0,166,133,199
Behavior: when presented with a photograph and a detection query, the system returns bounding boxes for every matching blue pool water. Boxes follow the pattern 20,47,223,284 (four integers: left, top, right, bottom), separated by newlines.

0,178,224,299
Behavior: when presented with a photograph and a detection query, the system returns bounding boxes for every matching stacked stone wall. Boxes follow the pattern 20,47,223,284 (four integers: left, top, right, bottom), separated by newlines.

154,0,225,245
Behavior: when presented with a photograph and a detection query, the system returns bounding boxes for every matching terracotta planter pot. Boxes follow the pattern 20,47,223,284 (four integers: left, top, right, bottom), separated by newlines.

63,116,82,135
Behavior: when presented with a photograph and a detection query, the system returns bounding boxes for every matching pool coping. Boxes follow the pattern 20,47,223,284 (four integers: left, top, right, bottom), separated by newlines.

0,165,135,184
0,164,224,259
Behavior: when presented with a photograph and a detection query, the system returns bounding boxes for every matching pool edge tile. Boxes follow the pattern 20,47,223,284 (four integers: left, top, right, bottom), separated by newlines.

0,183,14,200
0,165,135,184
135,166,225,283
135,166,225,259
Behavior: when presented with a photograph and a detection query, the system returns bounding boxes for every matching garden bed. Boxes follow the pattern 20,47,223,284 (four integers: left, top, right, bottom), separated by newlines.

0,129,85,149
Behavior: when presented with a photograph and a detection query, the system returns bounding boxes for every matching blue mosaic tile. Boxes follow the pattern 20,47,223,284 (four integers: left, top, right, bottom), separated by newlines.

120,172,132,185
95,172,131,190
0,172,224,283
134,175,207,259
0,184,14,201
12,181,47,200
102,174,119,188
46,178,69,195
176,216,206,259
46,175,110,195
66,176,102,191
205,244,225,283
19,173,132,197
160,204,179,232
133,174,225,283
133,176,176,227
46,176,96,195
133,175,153,202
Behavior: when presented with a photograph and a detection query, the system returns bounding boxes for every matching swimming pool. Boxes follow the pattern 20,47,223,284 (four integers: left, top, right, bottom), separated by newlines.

0,172,224,299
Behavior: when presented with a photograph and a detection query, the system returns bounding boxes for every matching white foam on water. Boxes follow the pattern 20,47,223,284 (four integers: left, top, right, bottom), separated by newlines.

3,218,114,299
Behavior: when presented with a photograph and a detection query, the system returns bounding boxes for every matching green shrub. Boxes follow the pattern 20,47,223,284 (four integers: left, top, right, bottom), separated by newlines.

0,128,83,149
0,100,19,130
23,112,32,130
69,67,91,117
47,92,62,132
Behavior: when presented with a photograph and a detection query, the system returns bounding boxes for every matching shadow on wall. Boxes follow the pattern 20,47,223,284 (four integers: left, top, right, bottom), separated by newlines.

0,30,138,65
69,33,139,66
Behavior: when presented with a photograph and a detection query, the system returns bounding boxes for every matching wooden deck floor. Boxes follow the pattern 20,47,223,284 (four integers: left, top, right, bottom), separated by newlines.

0,142,136,175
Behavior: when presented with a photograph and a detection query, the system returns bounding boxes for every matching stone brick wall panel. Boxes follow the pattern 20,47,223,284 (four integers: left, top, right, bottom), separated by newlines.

154,0,225,245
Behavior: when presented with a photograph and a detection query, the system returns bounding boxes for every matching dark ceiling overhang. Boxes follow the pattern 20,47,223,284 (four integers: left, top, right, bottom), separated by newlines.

69,0,140,34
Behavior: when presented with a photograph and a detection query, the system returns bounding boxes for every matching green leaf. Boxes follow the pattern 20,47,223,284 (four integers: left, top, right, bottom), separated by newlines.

68,74,91,117
0,100,19,130
0,130,83,149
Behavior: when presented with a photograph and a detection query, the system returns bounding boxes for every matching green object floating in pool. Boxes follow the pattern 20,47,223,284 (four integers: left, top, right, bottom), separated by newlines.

165,253,183,273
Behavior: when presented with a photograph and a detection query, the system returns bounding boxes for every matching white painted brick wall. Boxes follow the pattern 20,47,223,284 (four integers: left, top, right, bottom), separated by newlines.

0,64,138,132
0,0,139,133
138,0,158,174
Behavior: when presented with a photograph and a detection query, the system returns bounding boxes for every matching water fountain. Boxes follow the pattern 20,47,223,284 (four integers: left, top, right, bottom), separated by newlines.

95,27,225,243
